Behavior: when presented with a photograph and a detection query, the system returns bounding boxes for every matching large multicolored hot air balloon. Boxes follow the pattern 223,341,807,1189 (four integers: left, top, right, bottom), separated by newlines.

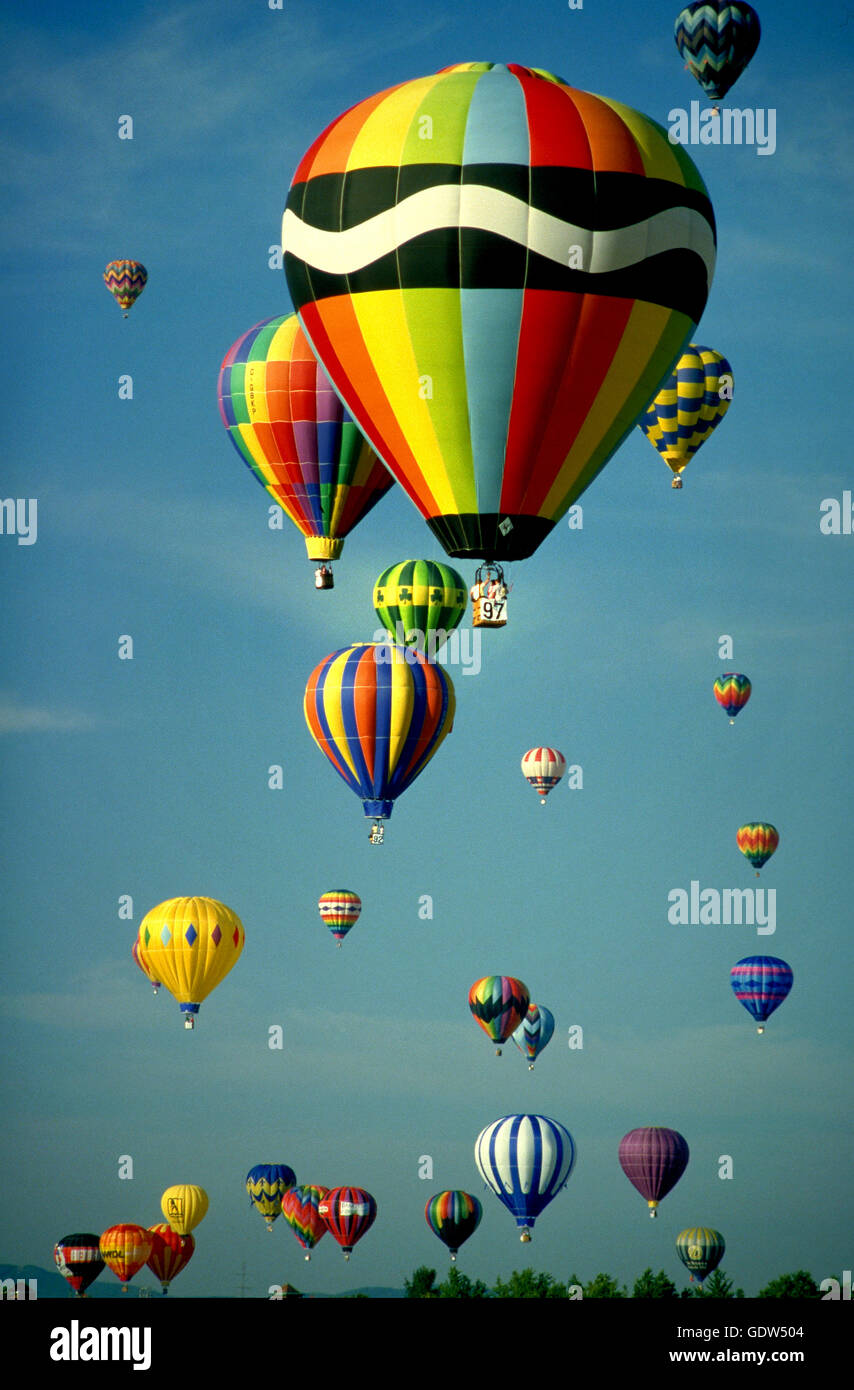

53,1235,105,1297
161,1185,208,1238
639,344,733,488
425,1191,483,1262
145,1225,195,1294
246,1165,297,1231
99,1225,153,1291
136,897,245,1028
676,1227,725,1285
675,2,761,105
318,889,362,947
731,956,793,1034
103,260,147,317
713,672,751,723
512,1004,555,1070
736,823,779,875
619,1127,689,1218
304,643,455,843
319,1187,377,1260
217,315,393,586
283,63,716,567
373,559,467,655
281,1185,330,1260
469,976,530,1055
474,1113,576,1242
521,748,566,804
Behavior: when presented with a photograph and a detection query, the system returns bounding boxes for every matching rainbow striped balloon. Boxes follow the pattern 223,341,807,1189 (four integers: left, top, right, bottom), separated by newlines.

103,260,147,317
469,975,530,1054
318,889,362,947
304,644,455,828
425,1191,482,1260
713,672,751,723
736,823,779,874
281,1185,330,1259
731,956,793,1033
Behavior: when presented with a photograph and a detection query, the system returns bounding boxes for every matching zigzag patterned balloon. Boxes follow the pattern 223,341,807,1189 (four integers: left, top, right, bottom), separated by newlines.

675,3,762,103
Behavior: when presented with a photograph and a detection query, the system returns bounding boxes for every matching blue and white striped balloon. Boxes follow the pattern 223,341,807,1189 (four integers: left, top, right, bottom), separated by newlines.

474,1113,576,1240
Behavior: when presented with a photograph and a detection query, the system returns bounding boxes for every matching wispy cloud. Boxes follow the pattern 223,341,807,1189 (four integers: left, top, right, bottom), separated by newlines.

0,696,97,734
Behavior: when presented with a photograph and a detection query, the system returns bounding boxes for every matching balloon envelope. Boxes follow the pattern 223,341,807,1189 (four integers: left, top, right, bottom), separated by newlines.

283,63,716,563
714,673,751,721
425,1191,482,1259
618,1126,689,1216
319,1187,377,1258
246,1165,297,1229
521,747,566,802
217,314,392,566
304,643,455,822
161,1184,208,1236
53,1234,105,1297
512,1004,555,1068
676,1227,725,1283
469,976,530,1050
675,2,761,102
639,344,733,483
373,559,467,654
736,823,779,872
136,897,245,1027
318,889,362,945
731,956,793,1030
99,1224,153,1288
145,1225,194,1293
474,1113,576,1238
281,1185,330,1257
103,260,147,315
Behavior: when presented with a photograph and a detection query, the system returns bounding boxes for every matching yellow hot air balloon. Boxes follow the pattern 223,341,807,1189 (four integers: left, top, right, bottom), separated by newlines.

136,896,244,1028
161,1184,209,1237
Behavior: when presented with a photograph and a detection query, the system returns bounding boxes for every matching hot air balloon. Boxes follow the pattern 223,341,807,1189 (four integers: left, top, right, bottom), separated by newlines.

675,3,761,108
619,1127,689,1218
246,1165,297,1230
282,63,716,579
373,559,467,656
318,890,362,947
713,672,751,723
161,1185,208,1238
676,1228,725,1285
319,1187,377,1260
131,938,160,994
736,823,778,875
281,1185,330,1260
639,344,733,488
136,897,245,1028
103,260,147,317
217,315,393,588
425,1191,483,1261
53,1235,105,1297
99,1225,153,1291
469,976,530,1056
512,1004,555,1070
521,748,566,804
145,1225,195,1294
304,643,455,844
731,956,793,1034
474,1114,576,1242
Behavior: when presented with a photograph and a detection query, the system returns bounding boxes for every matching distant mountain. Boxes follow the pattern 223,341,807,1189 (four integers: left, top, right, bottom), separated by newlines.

0,1265,404,1299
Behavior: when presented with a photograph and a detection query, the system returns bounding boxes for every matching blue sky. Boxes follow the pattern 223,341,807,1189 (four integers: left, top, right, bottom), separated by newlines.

1,0,852,1307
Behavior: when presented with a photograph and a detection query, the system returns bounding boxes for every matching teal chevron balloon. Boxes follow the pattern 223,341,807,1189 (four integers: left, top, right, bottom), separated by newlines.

675,3,761,103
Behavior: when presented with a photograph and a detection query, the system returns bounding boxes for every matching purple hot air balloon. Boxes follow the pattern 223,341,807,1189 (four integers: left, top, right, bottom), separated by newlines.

619,1126,689,1218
